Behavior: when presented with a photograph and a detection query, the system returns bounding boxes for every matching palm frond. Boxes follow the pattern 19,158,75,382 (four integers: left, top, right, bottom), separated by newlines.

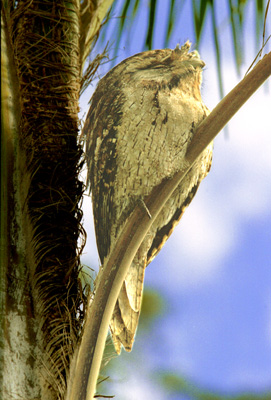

192,0,209,44
210,1,224,98
145,0,157,49
228,0,243,74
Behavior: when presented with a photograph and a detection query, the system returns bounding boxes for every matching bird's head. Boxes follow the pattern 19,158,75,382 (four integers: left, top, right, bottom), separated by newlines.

101,41,205,91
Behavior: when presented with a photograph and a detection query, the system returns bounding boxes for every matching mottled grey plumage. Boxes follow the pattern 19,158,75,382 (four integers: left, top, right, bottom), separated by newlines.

83,42,212,354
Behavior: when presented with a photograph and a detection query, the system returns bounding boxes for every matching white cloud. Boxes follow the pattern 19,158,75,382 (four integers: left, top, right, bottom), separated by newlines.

80,193,100,271
109,372,165,400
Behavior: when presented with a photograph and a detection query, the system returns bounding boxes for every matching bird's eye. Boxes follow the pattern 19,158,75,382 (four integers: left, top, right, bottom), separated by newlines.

136,64,164,71
151,65,165,69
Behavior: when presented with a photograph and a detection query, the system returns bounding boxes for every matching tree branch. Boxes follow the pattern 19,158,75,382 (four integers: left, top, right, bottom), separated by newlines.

66,51,271,400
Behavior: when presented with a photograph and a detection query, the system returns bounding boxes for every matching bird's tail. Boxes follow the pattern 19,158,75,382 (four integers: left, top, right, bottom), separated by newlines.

110,256,146,354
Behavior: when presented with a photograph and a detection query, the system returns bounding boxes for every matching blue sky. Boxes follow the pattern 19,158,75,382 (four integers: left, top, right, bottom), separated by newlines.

80,1,271,398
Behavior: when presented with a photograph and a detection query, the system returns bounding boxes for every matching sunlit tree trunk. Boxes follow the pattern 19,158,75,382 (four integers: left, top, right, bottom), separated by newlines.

1,0,115,396
1,1,83,399
1,10,42,399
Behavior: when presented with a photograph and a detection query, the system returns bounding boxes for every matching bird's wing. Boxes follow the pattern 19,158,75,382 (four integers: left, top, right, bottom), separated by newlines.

83,81,125,263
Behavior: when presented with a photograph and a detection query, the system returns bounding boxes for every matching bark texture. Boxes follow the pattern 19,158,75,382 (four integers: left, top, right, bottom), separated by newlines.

2,1,85,399
1,0,116,398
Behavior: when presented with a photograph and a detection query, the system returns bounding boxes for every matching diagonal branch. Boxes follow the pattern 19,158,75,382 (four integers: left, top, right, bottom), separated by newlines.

66,51,271,400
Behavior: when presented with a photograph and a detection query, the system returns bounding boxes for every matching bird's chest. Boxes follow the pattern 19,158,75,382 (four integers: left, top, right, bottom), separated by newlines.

114,86,206,198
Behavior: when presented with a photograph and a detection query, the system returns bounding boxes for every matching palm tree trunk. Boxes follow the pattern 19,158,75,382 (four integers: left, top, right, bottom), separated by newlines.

1,9,42,400
1,0,117,398
1,2,84,399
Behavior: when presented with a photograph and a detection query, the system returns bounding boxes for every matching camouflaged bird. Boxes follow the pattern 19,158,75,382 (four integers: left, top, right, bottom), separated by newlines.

83,41,213,354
